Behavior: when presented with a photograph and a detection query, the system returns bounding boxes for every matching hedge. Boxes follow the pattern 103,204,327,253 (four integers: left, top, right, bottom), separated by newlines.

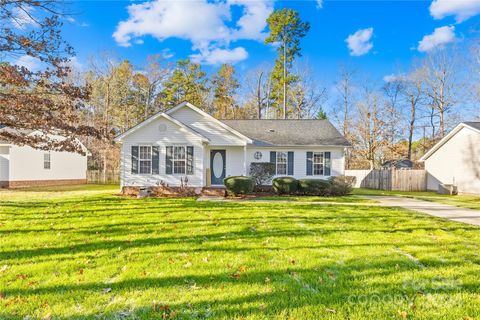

298,179,331,196
224,176,254,195
272,176,299,195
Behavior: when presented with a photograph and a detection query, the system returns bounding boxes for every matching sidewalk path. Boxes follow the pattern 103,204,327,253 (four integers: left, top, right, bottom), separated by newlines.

364,196,480,226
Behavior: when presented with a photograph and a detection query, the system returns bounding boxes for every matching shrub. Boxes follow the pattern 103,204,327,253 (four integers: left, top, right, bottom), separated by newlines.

272,177,299,195
224,176,254,196
298,179,330,196
328,176,354,196
249,162,276,188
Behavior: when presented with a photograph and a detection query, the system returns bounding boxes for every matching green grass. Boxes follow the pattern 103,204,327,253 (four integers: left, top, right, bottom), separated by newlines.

1,185,480,319
252,195,375,203
353,188,480,210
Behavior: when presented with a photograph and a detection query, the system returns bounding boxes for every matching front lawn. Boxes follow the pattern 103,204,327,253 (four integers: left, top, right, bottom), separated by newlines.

252,195,375,203
353,188,480,210
1,185,480,319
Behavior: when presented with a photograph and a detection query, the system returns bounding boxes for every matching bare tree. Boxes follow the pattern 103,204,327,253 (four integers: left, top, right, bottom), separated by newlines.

289,64,327,119
422,49,460,138
334,65,356,138
242,65,273,119
402,68,425,160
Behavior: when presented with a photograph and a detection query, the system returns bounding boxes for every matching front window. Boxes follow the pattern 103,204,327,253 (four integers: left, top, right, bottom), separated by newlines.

173,146,186,174
139,146,152,174
313,152,324,175
44,153,51,170
276,152,287,175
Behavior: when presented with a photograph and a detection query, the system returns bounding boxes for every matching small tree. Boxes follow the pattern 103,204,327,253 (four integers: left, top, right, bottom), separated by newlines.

249,162,275,188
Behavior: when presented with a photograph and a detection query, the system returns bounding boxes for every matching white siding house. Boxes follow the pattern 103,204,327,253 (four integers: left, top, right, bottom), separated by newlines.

115,102,350,189
420,122,480,195
0,129,88,188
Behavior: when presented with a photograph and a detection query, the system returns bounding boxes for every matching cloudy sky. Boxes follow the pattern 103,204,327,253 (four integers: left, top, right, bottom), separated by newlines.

22,0,480,84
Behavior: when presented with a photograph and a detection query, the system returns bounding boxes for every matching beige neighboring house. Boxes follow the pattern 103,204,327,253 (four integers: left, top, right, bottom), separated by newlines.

420,122,480,195
0,126,89,188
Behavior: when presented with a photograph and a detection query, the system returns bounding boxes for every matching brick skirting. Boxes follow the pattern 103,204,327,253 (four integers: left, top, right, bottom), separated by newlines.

122,186,226,197
1,179,87,189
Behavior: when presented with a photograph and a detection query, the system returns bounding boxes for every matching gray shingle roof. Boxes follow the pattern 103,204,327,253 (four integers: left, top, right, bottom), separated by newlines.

221,119,351,147
464,122,480,131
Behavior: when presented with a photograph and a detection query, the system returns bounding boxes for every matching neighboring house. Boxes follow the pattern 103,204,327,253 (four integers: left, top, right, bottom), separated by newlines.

382,159,413,170
420,122,480,194
0,127,89,188
114,102,350,190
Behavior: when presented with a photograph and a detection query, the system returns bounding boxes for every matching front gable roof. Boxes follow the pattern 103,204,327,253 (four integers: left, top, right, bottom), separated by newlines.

420,122,480,161
166,102,253,143
114,111,209,143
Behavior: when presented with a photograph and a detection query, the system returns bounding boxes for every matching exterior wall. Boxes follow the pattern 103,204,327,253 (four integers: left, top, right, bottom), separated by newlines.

425,126,480,194
245,146,346,180
0,146,10,182
8,145,87,183
169,107,247,146
121,117,205,187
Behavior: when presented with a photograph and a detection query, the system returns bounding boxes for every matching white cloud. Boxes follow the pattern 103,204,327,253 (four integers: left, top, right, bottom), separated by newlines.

316,0,323,9
161,48,174,59
190,47,248,65
13,55,42,71
113,0,272,65
10,6,38,30
345,27,374,56
430,0,480,22
383,73,406,82
417,26,456,52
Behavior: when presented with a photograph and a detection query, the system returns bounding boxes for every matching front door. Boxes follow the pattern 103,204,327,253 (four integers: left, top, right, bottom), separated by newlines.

210,150,226,185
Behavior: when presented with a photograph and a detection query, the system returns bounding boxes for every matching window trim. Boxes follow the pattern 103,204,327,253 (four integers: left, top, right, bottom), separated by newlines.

138,145,152,175
275,151,288,175
313,151,325,176
43,152,51,170
172,145,187,175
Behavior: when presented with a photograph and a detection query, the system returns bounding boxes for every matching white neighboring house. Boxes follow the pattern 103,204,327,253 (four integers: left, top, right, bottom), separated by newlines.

114,102,350,190
0,127,89,188
420,122,480,195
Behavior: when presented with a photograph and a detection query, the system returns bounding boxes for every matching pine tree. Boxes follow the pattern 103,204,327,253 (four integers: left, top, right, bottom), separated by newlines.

211,64,239,119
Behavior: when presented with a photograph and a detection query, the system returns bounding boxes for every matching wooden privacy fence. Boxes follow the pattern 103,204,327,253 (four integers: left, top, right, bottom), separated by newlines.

345,169,427,191
87,170,120,184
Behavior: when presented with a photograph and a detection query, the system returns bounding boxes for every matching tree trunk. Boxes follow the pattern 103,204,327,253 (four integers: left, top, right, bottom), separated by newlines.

283,37,287,119
257,72,263,119
407,96,416,160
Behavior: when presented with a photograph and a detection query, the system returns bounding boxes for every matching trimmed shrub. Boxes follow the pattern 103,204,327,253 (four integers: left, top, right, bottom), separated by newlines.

272,177,299,195
249,162,276,188
298,179,330,196
224,176,254,196
328,176,354,196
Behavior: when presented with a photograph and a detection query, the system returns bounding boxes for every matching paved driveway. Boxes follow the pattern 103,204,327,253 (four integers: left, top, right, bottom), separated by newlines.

366,196,480,226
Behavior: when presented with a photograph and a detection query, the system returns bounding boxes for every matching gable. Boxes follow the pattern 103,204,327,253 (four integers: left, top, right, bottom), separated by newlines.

167,103,250,146
421,123,480,161
119,115,206,144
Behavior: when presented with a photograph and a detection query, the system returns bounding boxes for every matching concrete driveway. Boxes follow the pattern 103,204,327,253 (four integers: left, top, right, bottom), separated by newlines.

365,196,480,226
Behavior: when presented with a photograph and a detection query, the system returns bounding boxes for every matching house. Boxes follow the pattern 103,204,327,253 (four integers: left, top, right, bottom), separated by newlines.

381,159,414,170
0,127,89,188
420,122,480,194
114,102,350,192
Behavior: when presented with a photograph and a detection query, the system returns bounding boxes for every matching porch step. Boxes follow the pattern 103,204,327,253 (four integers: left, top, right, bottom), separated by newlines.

201,186,226,197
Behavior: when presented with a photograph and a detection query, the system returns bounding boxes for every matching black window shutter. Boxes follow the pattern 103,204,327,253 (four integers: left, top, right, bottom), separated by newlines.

324,152,331,176
152,146,159,174
270,151,276,164
287,151,294,175
306,151,313,176
131,146,138,174
186,146,194,175
166,146,173,174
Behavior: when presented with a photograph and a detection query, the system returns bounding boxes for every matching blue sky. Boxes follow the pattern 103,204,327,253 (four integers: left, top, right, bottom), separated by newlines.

56,0,480,87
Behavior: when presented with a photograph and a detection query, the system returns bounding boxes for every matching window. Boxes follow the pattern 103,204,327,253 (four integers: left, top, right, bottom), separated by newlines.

139,146,152,174
276,152,287,175
173,146,186,174
313,152,324,175
44,153,51,169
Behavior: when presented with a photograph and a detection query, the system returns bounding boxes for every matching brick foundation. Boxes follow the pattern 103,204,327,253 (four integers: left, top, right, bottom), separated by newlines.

122,186,226,198
2,179,87,189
